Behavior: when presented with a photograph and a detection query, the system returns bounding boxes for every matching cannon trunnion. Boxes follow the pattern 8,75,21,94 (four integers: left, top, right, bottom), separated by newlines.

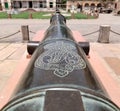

1,13,120,111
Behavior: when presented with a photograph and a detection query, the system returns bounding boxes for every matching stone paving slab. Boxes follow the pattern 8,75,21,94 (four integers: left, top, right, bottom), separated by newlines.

8,43,26,60
0,43,27,92
0,44,17,61
0,43,26,61
0,43,10,50
0,78,7,94
0,60,18,91
90,43,114,57
0,60,18,75
90,43,120,87
104,57,120,76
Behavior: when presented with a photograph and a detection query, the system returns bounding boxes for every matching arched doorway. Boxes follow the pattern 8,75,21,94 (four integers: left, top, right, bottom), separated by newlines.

77,3,82,11
84,3,89,7
117,10,120,14
84,3,89,10
90,3,95,10
97,3,102,8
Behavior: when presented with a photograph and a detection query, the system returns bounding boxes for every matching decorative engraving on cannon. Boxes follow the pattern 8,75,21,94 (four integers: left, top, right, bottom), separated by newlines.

35,41,86,77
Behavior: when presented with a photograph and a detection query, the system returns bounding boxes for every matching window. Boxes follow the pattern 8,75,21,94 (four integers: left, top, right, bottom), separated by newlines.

49,2,53,8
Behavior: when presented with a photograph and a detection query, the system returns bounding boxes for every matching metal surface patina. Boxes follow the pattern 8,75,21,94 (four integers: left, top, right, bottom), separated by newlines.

1,11,120,111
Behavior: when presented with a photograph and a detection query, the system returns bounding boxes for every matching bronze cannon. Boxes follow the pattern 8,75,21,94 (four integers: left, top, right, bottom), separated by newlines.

1,12,120,111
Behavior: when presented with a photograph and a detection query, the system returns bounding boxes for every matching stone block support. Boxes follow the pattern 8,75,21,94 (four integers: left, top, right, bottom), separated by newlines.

98,25,111,43
21,25,29,41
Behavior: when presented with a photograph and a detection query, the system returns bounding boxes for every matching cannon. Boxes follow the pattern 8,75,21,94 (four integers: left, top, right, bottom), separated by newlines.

1,11,120,111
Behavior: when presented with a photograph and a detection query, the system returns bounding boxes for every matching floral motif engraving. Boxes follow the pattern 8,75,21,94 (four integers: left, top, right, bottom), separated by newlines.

35,41,86,77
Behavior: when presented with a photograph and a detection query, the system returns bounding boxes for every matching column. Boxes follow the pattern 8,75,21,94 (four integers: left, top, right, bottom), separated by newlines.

66,1,68,11
27,1,29,8
1,0,5,10
53,0,56,9
98,25,110,43
8,0,11,9
1,0,6,10
46,0,49,9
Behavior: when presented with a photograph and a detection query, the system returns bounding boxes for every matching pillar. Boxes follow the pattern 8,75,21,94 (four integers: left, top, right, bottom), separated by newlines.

8,1,11,9
21,25,29,41
98,25,111,43
53,0,56,9
46,0,49,9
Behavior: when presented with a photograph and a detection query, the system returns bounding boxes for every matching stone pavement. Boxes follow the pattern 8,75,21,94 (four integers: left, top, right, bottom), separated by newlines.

0,13,120,103
90,43,120,86
0,43,27,91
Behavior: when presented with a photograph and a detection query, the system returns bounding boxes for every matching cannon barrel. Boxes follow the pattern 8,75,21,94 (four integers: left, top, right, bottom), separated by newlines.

1,12,119,111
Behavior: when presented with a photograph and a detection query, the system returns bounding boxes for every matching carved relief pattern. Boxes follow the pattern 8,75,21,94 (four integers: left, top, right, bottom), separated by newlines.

35,41,86,77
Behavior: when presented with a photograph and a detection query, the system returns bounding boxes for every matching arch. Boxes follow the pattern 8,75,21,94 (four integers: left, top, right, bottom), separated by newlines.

77,3,82,11
84,3,89,7
90,3,95,9
97,3,102,8
117,10,120,15
77,3,80,8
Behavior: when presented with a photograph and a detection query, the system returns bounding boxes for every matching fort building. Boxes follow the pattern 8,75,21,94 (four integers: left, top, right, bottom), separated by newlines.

0,0,119,13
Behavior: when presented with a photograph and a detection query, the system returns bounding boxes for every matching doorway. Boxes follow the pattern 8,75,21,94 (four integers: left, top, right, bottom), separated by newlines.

4,2,8,9
29,1,32,8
